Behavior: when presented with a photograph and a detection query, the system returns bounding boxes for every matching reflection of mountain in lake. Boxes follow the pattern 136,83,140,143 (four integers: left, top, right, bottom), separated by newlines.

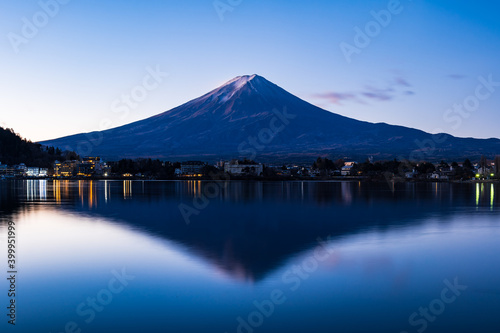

1,180,498,282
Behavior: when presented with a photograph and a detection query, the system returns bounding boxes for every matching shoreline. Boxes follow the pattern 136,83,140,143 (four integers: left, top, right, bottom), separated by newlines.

1,176,499,184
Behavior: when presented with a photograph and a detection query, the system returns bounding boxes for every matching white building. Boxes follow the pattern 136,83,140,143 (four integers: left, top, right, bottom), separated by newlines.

26,167,48,178
224,160,263,176
181,161,205,175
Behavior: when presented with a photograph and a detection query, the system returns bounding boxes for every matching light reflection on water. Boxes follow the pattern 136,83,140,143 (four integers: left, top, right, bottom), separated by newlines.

0,180,499,333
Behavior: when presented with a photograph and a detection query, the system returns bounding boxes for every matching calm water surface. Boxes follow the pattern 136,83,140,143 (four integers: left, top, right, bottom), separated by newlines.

0,180,499,332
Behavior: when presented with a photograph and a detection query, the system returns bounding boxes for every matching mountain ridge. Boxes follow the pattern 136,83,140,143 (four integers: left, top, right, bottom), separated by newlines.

39,75,500,162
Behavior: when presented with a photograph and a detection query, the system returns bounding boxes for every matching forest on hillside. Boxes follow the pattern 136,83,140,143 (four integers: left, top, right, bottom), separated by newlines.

0,127,78,167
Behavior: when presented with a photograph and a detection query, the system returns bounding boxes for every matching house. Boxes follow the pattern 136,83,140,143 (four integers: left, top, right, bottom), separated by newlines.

181,161,205,176
430,172,449,180
298,167,311,176
341,166,352,176
224,160,263,176
477,166,492,177
405,171,417,179
341,162,357,176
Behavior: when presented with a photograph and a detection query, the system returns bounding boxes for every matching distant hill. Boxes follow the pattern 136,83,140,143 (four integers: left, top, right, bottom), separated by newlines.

0,127,76,167
40,75,500,162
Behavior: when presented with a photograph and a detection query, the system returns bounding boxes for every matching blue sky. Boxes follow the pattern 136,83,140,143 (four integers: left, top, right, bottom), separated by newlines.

1,0,500,141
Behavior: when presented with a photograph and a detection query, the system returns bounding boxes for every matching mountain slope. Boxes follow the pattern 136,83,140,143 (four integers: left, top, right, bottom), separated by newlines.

40,75,500,162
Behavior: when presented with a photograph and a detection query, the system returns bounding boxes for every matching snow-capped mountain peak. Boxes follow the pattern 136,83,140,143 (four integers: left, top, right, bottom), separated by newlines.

202,74,261,104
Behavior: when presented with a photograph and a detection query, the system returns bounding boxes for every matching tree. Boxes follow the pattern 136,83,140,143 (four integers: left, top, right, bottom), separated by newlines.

312,157,337,177
201,164,218,177
463,159,473,171
334,159,345,170
0,126,75,167
439,160,449,169
65,151,80,161
480,155,488,176
263,166,277,178
416,162,435,174
454,159,474,180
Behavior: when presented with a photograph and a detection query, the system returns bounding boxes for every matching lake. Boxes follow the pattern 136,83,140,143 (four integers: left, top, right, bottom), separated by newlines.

1,180,499,332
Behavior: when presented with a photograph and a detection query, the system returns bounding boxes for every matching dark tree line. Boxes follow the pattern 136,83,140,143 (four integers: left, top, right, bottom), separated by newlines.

0,127,78,167
311,156,477,180
312,157,345,176
109,159,181,179
354,158,475,180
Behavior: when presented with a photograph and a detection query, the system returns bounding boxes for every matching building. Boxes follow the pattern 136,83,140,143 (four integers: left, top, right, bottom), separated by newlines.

0,163,15,177
224,160,263,176
341,162,357,176
86,157,101,165
430,172,449,180
181,161,205,176
54,160,78,177
14,163,27,176
54,157,109,178
26,167,48,178
76,162,95,177
94,161,111,176
405,170,417,179
76,157,102,177
77,157,111,177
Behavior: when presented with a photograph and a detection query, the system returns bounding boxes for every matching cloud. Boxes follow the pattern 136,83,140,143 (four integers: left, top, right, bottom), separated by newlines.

312,92,358,105
395,77,411,87
362,86,396,101
362,91,393,101
314,76,414,106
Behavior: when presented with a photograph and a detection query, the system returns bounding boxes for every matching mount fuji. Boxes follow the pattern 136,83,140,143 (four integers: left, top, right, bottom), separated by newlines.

40,74,500,162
